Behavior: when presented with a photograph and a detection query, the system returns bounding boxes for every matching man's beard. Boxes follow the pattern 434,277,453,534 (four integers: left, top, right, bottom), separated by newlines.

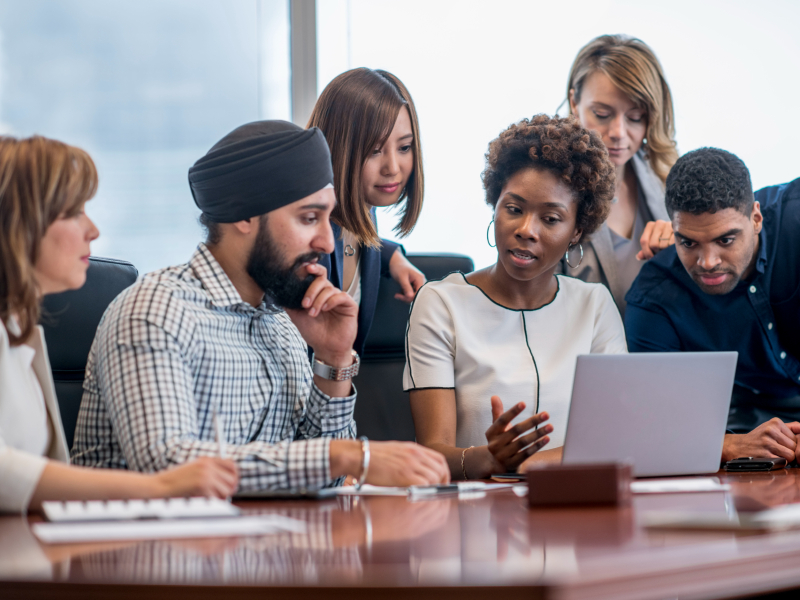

246,217,321,310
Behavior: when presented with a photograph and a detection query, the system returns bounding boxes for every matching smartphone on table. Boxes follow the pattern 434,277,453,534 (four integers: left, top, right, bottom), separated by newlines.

724,457,787,472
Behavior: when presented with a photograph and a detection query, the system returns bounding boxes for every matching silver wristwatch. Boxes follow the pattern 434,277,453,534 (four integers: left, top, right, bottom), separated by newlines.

311,350,360,381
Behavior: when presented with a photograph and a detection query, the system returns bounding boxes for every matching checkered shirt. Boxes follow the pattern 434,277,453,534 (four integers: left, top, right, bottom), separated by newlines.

71,244,357,491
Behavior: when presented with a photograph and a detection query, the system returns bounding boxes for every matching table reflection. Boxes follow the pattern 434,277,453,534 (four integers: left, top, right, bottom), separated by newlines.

58,495,454,585
4,477,800,591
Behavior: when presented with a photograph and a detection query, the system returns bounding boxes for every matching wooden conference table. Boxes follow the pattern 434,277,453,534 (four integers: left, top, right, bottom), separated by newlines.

5,470,800,600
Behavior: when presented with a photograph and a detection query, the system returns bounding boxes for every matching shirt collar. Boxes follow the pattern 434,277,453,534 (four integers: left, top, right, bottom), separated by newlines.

190,243,268,310
755,225,769,275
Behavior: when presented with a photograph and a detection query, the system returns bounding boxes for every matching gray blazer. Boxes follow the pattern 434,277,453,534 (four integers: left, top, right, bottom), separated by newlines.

559,151,668,316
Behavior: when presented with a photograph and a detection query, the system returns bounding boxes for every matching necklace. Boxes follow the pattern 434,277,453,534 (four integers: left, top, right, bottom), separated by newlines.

344,244,356,257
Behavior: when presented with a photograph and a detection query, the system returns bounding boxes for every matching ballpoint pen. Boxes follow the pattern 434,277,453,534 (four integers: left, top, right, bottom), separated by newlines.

212,408,227,459
408,482,488,497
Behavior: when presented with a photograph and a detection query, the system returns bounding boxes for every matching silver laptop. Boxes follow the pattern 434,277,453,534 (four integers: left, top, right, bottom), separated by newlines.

562,352,738,477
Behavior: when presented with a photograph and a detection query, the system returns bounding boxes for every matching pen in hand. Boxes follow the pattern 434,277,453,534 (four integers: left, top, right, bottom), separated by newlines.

212,409,228,459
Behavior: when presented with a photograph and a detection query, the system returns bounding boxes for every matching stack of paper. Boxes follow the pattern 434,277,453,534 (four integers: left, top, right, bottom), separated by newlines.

33,497,306,544
42,497,240,522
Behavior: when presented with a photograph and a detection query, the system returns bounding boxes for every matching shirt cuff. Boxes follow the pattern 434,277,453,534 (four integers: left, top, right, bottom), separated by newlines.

306,381,357,434
285,438,331,490
0,448,49,513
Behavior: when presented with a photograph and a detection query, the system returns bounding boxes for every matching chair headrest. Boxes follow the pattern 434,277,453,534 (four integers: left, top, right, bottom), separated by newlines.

41,256,138,374
363,253,474,360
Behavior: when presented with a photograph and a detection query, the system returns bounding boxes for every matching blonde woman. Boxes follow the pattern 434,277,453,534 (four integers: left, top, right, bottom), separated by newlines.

0,135,238,513
563,34,679,315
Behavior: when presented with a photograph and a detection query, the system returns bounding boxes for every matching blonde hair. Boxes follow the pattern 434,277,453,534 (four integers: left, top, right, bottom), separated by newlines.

567,34,678,183
0,136,98,346
307,68,424,248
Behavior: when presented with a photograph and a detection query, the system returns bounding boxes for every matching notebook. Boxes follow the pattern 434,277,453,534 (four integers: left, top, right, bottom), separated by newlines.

34,497,308,545
42,497,239,522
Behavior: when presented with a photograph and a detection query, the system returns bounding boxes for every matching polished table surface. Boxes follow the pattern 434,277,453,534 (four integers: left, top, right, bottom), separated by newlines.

5,470,800,600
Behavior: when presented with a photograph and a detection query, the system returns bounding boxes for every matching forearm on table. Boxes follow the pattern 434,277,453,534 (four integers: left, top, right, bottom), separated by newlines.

29,461,161,510
417,441,497,480
134,437,333,491
518,447,563,470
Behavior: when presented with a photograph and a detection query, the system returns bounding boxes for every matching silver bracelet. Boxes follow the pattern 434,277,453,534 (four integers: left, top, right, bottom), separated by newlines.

353,436,370,490
461,445,475,480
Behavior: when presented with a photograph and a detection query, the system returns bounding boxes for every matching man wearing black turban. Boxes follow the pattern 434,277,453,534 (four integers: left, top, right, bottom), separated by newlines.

73,121,449,491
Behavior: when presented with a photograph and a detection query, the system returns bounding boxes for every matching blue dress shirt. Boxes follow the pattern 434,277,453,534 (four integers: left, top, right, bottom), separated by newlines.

625,178,800,431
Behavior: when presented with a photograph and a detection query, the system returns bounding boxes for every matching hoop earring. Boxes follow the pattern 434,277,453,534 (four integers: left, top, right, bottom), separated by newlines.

486,219,496,248
565,243,583,269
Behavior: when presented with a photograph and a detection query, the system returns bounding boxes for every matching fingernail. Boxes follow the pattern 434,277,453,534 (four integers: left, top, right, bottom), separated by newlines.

309,308,317,316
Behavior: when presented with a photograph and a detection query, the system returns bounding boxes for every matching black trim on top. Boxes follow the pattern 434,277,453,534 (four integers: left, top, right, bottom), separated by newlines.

520,312,540,417
404,386,456,392
459,272,561,312
405,270,468,389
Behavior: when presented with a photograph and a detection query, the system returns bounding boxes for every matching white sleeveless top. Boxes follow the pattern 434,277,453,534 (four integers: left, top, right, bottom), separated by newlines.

403,273,627,448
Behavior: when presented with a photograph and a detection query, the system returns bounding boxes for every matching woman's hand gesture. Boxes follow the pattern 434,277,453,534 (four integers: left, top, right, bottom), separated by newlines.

485,396,552,472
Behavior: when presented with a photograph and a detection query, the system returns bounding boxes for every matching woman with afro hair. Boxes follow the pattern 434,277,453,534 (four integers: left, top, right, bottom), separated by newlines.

403,115,627,479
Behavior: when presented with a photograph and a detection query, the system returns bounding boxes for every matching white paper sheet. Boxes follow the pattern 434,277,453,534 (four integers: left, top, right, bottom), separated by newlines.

631,477,730,494
333,482,516,497
32,515,306,544
334,485,410,496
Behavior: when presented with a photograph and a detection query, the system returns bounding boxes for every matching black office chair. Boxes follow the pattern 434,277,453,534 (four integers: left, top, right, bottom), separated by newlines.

40,256,138,449
353,253,474,441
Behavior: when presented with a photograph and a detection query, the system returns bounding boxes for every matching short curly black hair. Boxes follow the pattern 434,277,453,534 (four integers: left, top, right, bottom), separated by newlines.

665,147,753,218
482,114,615,241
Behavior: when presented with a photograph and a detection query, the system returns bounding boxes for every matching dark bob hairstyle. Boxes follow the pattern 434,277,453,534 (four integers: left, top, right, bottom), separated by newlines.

307,68,423,248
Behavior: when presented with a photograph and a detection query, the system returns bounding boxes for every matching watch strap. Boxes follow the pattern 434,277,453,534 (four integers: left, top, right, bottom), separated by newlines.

311,350,360,381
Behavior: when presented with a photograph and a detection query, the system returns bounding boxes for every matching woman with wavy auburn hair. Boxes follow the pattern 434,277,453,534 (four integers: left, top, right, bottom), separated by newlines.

307,68,426,355
563,34,679,315
0,135,238,513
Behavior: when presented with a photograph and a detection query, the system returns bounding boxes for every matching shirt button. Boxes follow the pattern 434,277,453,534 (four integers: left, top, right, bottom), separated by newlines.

768,323,774,330
749,285,757,293
781,352,787,359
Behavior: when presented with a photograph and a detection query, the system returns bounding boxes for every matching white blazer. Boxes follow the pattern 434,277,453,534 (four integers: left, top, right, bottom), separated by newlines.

0,319,69,513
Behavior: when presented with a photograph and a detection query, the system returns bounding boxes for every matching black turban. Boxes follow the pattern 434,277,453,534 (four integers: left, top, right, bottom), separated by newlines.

188,120,334,223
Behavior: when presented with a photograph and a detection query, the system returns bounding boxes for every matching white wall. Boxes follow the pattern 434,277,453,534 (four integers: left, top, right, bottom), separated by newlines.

317,0,800,270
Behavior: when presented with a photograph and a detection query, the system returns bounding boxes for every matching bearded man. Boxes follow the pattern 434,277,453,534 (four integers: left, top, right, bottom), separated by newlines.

72,121,448,490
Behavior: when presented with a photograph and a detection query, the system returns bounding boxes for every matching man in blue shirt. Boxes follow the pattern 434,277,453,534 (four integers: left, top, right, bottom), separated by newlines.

625,147,800,464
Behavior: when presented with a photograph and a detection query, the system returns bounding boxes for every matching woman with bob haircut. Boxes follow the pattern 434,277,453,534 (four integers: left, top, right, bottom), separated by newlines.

562,34,679,316
0,135,239,513
307,68,426,355
405,115,627,479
